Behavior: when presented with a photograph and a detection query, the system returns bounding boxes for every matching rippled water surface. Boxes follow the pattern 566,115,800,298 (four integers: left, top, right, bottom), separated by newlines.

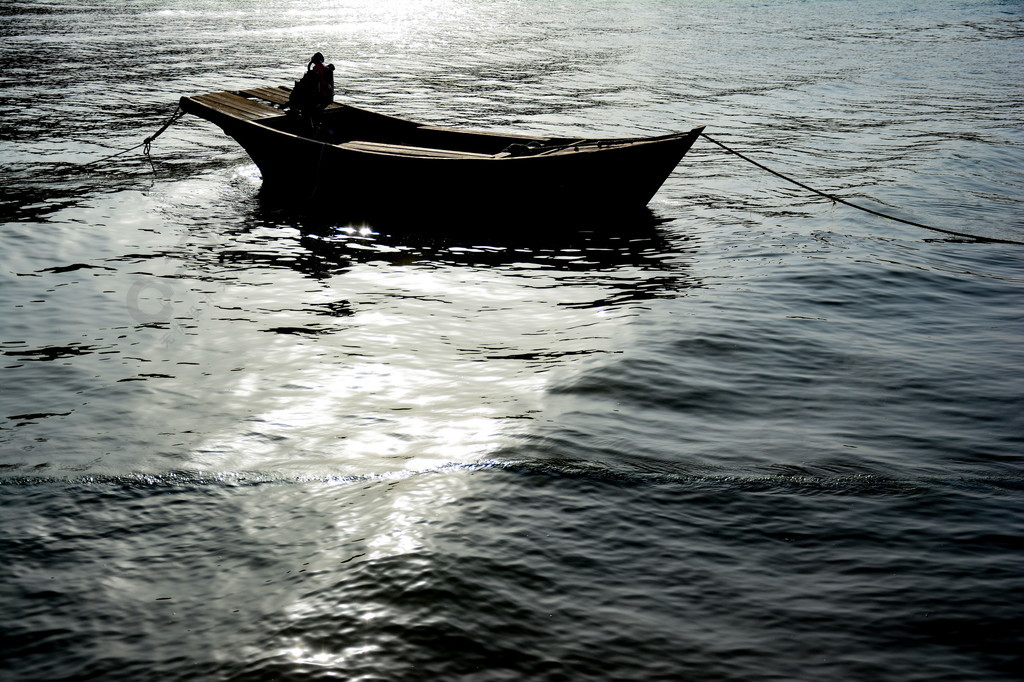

2,1,1023,680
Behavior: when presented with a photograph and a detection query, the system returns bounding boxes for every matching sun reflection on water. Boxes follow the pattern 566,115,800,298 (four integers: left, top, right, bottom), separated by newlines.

167,181,681,672
184,258,605,478
188,348,535,477
279,0,474,51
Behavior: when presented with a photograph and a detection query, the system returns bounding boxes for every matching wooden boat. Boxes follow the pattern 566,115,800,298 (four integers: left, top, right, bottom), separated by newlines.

179,86,704,219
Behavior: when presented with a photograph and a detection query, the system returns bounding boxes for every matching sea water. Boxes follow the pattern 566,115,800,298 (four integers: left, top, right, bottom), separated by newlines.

1,1,1022,679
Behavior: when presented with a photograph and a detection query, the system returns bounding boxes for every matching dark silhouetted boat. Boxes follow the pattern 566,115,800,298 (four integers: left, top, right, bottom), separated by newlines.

179,86,704,220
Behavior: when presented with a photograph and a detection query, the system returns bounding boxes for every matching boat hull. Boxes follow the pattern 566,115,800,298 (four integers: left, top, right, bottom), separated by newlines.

179,87,704,221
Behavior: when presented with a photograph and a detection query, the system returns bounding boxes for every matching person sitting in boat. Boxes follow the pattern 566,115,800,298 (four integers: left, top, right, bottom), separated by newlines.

309,53,332,100
288,52,334,132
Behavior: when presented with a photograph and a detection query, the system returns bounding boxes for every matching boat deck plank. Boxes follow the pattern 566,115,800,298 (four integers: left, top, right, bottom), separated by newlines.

239,86,291,106
193,92,282,121
238,86,344,111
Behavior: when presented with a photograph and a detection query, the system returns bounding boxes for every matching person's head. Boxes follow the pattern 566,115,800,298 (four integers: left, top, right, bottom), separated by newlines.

327,63,335,72
311,52,325,64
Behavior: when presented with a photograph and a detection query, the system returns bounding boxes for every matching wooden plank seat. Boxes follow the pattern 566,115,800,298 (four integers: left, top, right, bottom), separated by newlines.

337,140,495,159
416,124,541,142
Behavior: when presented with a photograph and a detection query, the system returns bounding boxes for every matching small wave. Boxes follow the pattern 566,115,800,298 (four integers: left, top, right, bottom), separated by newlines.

2,461,1021,498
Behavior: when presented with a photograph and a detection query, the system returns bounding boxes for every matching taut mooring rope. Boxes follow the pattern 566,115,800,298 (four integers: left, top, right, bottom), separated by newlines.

700,132,1024,246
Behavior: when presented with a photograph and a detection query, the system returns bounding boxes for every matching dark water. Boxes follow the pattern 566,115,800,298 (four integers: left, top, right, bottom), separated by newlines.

2,1,1023,679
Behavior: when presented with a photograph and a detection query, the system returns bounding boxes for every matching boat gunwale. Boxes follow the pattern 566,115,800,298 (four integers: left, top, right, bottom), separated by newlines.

179,90,704,162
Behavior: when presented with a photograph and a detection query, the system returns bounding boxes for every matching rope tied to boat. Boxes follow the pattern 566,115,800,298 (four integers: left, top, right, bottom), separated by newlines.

700,132,1024,246
79,105,185,167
